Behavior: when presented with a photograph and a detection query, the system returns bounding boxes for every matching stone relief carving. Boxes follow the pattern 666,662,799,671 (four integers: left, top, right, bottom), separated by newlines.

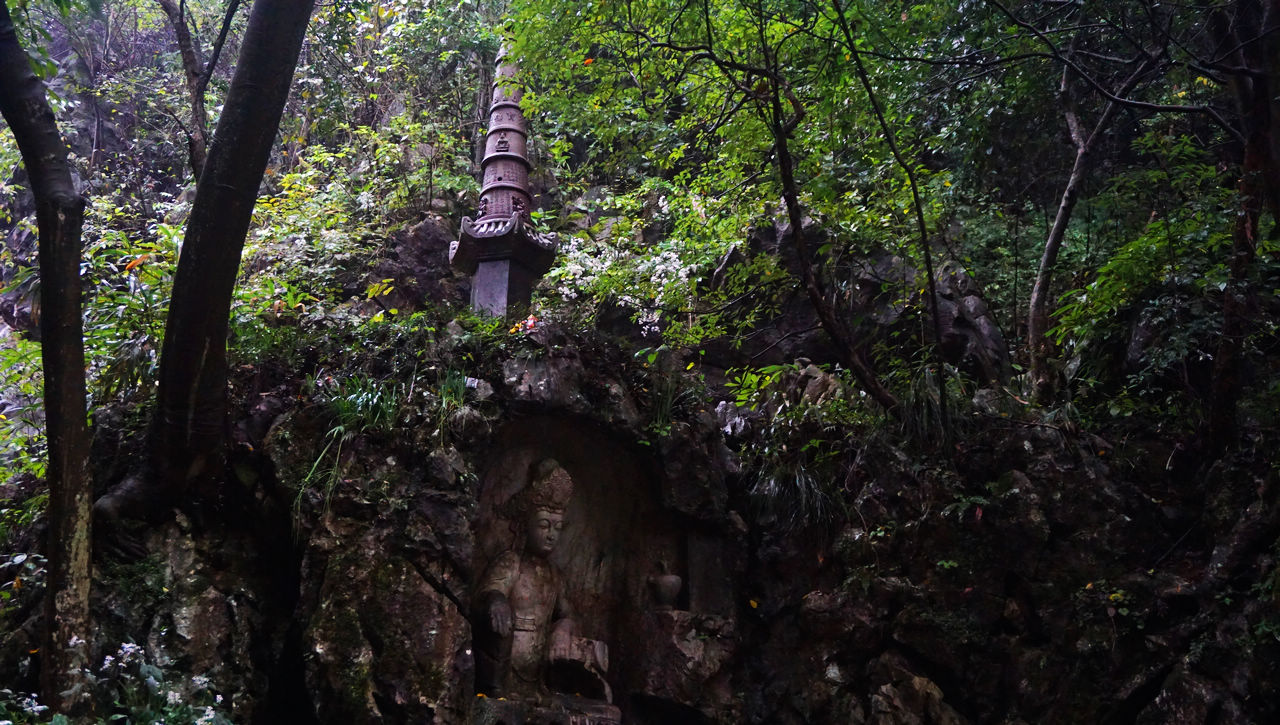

466,417,738,724
471,459,620,724
472,460,576,698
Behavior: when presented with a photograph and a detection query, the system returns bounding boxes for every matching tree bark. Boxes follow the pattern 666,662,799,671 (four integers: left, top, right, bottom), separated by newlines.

1026,58,1149,403
157,0,210,178
0,2,92,713
832,0,944,431
1026,136,1092,402
1206,0,1280,453
150,0,315,504
769,100,900,414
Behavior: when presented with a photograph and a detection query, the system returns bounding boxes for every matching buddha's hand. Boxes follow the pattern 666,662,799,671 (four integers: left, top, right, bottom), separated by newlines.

549,623,574,661
489,599,513,637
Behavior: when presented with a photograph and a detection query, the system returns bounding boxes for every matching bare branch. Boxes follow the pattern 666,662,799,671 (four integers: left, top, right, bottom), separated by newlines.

985,0,1246,146
196,0,243,99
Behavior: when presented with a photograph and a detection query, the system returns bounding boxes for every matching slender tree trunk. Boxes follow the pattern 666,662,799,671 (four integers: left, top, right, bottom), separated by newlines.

1207,0,1280,452
158,0,209,177
1026,65,1137,402
690,2,899,415
1209,150,1263,452
151,0,315,503
0,2,92,713
1026,139,1091,402
832,0,946,434
770,107,900,414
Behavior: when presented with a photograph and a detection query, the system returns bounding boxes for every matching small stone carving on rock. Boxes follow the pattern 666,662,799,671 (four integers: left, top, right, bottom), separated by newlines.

648,561,683,611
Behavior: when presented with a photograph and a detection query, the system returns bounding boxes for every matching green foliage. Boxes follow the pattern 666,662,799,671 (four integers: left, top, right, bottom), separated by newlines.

726,363,875,528
79,199,182,404
505,0,980,417
941,494,989,520
228,276,317,368
430,367,467,446
0,687,52,724
300,0,500,135
300,372,406,510
100,554,167,609
317,373,403,437
632,346,703,437
0,126,21,220
232,106,478,368
544,179,791,345
0,641,234,724
448,310,528,374
512,0,861,343
0,489,46,547
1049,131,1249,421
0,338,46,485
725,364,793,411
260,115,476,236
0,552,45,624
1249,541,1280,642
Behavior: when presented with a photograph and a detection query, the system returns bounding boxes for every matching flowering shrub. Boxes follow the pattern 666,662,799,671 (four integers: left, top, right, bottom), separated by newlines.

0,642,232,724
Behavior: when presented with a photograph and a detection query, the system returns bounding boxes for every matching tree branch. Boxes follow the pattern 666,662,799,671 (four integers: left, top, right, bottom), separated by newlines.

196,0,243,99
985,0,1246,146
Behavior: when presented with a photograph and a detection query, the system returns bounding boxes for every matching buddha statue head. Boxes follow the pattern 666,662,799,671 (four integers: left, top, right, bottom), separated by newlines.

522,459,573,558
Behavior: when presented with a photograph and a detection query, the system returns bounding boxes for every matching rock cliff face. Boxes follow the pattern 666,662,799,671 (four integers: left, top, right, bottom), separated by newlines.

3,218,1275,724
38,320,1273,725
256,324,748,724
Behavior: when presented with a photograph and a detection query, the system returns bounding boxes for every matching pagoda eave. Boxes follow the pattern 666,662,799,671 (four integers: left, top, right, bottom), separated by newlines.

450,214,557,277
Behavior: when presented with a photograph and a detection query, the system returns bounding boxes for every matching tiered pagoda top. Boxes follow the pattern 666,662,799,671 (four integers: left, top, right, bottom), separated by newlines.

450,43,555,295
472,44,533,233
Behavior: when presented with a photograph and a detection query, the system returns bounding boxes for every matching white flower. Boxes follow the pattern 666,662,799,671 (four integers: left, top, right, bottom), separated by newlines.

195,706,217,725
191,674,211,690
118,642,144,662
19,694,47,714
67,635,86,648
101,654,116,669
166,690,182,705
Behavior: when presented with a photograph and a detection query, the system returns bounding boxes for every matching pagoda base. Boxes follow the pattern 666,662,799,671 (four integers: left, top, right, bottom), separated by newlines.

472,258,541,319
450,213,557,319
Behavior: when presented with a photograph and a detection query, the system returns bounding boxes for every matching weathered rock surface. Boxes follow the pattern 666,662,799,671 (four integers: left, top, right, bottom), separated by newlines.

19,321,1273,725
701,219,1011,385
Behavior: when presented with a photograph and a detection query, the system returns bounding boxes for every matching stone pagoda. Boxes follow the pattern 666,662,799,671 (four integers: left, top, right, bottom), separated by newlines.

450,43,556,318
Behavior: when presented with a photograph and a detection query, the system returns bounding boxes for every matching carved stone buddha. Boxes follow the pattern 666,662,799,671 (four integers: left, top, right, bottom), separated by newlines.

471,460,621,724
472,460,576,698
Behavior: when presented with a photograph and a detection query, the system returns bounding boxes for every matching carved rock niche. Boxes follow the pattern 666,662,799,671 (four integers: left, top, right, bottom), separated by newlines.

473,415,728,722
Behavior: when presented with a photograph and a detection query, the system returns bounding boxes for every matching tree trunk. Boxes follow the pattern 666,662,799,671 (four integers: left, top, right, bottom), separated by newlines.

1207,0,1280,453
1026,142,1089,402
770,110,900,414
1026,83,1127,403
832,1,946,433
151,0,315,504
0,2,92,713
157,0,209,178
